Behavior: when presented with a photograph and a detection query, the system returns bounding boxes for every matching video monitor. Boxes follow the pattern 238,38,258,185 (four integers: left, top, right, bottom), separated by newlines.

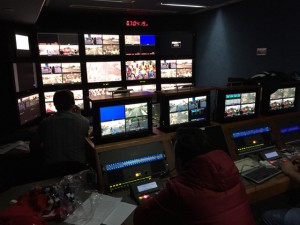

160,59,192,78
15,33,31,57
84,34,120,55
261,83,298,115
15,34,30,50
91,96,153,143
41,63,81,85
18,94,41,126
159,32,194,56
161,83,193,91
13,62,37,92
37,33,79,56
44,90,84,113
125,34,156,55
275,115,300,145
230,123,275,156
215,86,261,123
88,87,121,97
159,89,210,132
86,61,122,83
127,85,157,93
126,60,156,80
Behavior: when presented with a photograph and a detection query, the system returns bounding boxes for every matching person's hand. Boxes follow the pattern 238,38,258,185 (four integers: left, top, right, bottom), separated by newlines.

289,154,300,164
72,105,81,114
280,159,299,176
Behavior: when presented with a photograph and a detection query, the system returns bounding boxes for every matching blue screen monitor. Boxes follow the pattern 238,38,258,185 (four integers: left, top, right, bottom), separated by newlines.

90,94,153,143
125,34,156,55
100,105,125,122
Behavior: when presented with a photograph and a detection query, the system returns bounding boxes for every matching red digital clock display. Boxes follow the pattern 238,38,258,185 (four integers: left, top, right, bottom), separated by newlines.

126,20,149,27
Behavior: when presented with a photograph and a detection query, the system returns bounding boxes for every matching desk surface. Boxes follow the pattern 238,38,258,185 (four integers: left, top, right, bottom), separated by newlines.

0,172,297,225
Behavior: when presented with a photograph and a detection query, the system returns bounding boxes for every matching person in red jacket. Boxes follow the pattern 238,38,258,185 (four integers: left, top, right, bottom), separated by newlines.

133,127,255,225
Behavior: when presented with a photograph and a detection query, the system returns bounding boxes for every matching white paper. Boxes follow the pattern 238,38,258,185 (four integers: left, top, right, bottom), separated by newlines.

65,192,136,225
103,201,136,225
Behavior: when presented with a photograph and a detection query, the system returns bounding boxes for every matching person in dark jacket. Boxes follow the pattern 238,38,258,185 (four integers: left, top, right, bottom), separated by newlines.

133,127,255,225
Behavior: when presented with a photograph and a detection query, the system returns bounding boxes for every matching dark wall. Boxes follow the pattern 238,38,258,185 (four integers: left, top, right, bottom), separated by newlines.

194,0,300,87
0,23,19,137
36,10,195,33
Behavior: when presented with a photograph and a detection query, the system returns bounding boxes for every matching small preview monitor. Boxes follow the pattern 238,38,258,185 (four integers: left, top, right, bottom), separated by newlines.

86,61,122,83
125,34,156,55
126,60,156,80
91,95,153,143
84,34,120,55
18,93,41,126
215,86,261,123
160,59,192,78
15,34,30,50
159,88,210,132
261,83,299,115
41,62,81,85
13,62,37,92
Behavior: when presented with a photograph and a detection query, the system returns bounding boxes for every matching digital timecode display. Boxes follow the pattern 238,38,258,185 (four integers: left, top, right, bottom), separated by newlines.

126,20,149,27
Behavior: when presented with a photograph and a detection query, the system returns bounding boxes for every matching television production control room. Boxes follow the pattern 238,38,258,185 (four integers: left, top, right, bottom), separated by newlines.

1,0,300,224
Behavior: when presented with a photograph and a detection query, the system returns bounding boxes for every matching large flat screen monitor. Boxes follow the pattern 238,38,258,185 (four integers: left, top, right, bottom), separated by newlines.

86,61,122,83
160,59,192,78
90,94,153,143
158,88,210,132
125,34,156,55
37,33,79,56
84,34,120,55
126,60,156,80
41,62,81,85
215,86,261,123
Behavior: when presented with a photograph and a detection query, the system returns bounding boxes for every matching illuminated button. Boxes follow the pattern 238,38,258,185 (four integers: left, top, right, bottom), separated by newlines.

142,194,150,199
135,172,141,177
138,196,143,200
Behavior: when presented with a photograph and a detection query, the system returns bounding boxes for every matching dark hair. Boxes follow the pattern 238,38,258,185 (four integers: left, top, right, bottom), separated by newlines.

174,127,213,165
53,90,75,112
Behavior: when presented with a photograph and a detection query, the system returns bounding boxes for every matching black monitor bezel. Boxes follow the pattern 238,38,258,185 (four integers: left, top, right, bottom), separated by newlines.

215,86,261,123
261,82,299,116
92,96,153,144
159,89,211,132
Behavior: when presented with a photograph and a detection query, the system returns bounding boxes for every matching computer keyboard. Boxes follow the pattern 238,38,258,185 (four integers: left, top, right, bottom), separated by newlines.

241,166,282,184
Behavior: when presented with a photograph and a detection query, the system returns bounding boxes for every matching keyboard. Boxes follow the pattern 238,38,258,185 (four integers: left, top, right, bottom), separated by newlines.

241,166,282,184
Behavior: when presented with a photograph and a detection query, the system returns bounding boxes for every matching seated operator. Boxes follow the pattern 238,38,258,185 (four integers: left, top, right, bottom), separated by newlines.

133,127,255,225
30,89,90,178
261,154,300,225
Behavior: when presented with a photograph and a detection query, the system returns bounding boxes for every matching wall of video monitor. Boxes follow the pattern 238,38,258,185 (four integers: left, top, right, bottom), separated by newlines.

34,30,196,116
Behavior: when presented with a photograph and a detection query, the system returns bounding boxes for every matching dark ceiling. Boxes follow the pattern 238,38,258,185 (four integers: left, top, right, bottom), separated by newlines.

0,0,244,25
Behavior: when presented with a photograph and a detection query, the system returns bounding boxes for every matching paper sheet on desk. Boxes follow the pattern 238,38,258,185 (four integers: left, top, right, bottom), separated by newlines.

65,192,136,225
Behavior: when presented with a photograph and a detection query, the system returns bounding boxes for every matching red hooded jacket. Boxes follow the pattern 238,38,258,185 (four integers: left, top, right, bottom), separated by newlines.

133,150,255,225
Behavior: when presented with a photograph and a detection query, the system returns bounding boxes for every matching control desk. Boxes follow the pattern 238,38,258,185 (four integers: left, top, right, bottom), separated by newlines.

87,111,300,205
